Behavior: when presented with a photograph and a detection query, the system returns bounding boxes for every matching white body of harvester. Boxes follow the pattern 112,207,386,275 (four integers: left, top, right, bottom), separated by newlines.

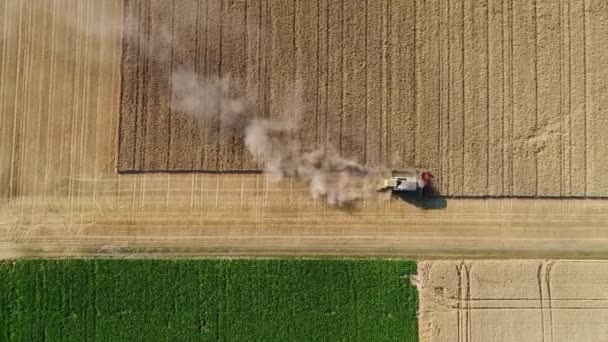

381,170,426,192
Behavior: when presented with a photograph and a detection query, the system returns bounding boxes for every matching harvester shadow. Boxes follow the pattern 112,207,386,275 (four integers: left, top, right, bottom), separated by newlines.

393,191,448,210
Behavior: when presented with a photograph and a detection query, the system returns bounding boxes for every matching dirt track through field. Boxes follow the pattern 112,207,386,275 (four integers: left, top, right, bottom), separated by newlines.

116,0,608,198
1,0,608,260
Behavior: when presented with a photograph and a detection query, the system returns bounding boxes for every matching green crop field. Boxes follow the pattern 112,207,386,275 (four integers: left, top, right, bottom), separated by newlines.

0,259,418,341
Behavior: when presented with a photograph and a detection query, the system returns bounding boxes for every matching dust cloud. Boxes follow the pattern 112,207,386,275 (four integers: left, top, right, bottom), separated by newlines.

28,1,386,206
171,70,384,206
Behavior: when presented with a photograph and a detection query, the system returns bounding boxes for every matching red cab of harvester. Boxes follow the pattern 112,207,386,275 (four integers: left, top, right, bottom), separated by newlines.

420,171,434,197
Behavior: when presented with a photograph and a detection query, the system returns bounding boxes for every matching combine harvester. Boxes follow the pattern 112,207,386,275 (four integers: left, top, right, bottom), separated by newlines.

379,170,434,198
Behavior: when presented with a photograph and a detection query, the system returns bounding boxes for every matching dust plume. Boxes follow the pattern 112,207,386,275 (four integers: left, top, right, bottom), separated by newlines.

171,69,384,206
16,0,384,205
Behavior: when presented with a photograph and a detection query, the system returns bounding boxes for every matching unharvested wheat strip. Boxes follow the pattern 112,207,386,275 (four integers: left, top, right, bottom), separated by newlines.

415,0,440,179
511,0,537,196
388,1,416,171
142,0,173,170
294,0,319,154
488,0,506,196
218,0,247,171
168,0,200,170
447,0,465,196
325,0,343,151
242,0,264,170
191,0,207,170
268,1,294,122
365,0,383,168
462,0,490,196
132,1,152,171
117,0,141,171
438,0,451,193
341,0,366,164
536,0,563,196
559,0,572,196
316,0,328,155
261,0,271,123
568,0,587,196
502,0,514,196
200,0,221,171
379,0,390,169
584,0,608,197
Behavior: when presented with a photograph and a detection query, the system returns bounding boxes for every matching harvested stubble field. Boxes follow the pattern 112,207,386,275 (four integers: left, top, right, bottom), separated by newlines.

0,259,418,341
419,260,608,342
